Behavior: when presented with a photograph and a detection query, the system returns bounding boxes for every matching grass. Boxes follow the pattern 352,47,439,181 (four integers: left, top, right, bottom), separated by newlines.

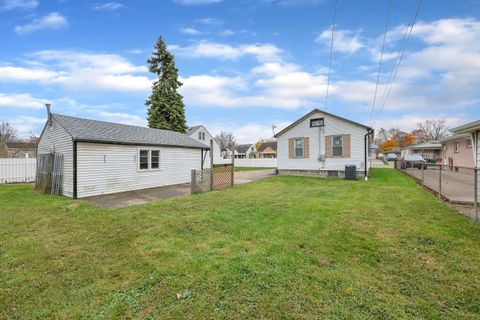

1,169,479,319
234,166,275,171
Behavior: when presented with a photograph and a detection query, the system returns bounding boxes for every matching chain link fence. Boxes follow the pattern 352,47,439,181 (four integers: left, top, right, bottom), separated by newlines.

395,160,479,221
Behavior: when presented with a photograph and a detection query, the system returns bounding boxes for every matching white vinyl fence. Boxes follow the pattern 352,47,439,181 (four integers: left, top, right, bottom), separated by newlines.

0,158,37,184
234,158,277,168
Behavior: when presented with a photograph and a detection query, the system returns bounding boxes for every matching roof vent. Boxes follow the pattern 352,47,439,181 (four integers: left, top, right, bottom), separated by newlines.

45,103,52,126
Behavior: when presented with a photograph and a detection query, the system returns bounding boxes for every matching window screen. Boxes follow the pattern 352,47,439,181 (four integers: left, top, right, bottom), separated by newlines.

151,150,160,169
139,150,149,169
332,136,343,157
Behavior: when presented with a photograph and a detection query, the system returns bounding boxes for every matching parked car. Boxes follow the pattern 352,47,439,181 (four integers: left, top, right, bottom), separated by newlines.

386,153,397,161
402,154,427,169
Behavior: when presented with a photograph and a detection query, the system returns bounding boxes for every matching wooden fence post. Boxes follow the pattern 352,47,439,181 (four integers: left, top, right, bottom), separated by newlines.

191,169,195,194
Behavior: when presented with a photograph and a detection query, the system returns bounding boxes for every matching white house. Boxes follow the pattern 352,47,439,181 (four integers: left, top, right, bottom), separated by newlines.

450,121,480,168
274,109,374,178
234,144,256,159
37,110,209,198
187,125,222,165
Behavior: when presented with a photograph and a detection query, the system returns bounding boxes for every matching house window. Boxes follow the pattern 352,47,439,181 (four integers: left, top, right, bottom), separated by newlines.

198,132,205,140
332,135,343,157
454,141,459,153
294,138,304,158
151,150,160,169
310,118,324,127
139,150,149,170
466,139,472,148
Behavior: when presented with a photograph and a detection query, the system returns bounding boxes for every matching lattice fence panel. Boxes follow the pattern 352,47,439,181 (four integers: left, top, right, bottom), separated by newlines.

35,153,63,195
191,168,212,193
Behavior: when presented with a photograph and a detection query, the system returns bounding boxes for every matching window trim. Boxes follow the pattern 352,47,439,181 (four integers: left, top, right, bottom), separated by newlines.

137,148,161,172
294,138,304,158
332,135,343,157
466,139,472,148
310,117,324,128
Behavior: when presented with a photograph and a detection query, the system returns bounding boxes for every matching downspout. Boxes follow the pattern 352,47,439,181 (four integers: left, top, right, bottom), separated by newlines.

73,140,78,199
364,129,374,180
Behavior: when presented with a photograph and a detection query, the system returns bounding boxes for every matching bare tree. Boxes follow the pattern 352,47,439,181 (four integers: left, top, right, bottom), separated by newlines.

215,131,236,150
0,121,17,143
416,120,449,141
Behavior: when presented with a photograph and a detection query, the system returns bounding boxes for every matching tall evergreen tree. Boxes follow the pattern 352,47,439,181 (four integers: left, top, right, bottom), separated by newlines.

145,36,187,133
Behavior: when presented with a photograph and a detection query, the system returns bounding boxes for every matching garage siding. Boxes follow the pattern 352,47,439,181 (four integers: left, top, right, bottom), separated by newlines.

76,142,201,198
37,118,74,197
277,111,368,172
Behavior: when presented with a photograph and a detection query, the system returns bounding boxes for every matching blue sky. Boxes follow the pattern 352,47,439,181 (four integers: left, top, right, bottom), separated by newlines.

1,0,479,142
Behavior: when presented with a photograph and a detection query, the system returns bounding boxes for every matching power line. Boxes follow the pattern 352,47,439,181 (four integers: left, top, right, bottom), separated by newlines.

324,0,338,111
372,0,422,126
369,0,391,126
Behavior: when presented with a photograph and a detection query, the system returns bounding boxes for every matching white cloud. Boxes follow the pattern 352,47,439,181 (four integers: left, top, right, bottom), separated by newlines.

0,50,152,92
0,66,64,81
14,12,69,34
316,27,364,54
1,0,37,10
0,92,46,109
173,0,222,4
93,2,125,11
180,27,201,35
196,17,223,25
170,41,282,62
219,29,235,36
97,111,146,126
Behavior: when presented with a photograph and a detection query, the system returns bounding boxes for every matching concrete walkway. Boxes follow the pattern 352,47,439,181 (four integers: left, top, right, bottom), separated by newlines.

83,183,191,209
234,169,275,184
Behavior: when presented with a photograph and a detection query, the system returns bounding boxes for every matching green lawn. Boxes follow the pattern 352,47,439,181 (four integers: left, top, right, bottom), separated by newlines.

1,169,479,319
234,166,275,171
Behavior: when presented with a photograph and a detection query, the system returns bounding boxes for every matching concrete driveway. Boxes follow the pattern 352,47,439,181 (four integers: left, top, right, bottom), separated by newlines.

83,169,275,209
234,169,275,184
83,183,191,209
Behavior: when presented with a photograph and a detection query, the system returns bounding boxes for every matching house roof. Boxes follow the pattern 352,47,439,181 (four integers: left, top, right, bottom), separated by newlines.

440,133,471,143
51,113,208,149
370,144,379,149
187,125,202,135
274,108,373,138
409,140,442,150
258,141,277,152
450,120,480,134
235,144,253,154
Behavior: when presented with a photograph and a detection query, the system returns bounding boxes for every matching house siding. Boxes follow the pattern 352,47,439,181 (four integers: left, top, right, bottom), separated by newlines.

277,111,369,173
189,127,222,166
442,138,475,168
76,142,201,198
37,118,74,197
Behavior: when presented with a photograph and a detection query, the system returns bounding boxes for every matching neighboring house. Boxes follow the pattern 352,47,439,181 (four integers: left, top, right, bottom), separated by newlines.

37,111,208,198
0,142,37,158
274,109,373,178
370,143,379,160
441,134,474,168
450,120,480,169
187,125,222,166
234,144,256,159
404,141,442,163
257,141,277,158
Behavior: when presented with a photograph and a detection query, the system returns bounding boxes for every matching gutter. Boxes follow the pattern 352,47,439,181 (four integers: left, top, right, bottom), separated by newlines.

73,140,78,199
364,128,374,180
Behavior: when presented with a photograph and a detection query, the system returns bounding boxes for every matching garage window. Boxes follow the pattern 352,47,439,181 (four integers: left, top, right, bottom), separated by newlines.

138,149,161,171
139,150,149,170
151,150,160,169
